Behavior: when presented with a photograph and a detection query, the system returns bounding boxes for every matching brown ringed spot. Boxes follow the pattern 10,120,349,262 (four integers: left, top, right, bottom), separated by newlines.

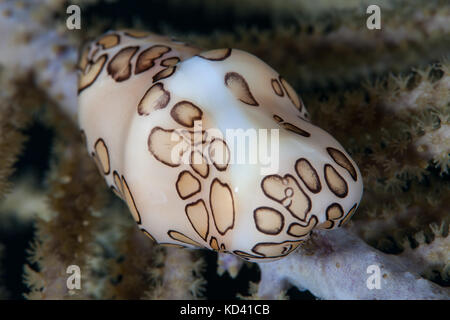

224,72,259,106
78,45,90,71
318,220,333,229
121,176,142,224
190,151,209,178
198,48,232,61
271,78,284,97
148,127,187,167
261,174,311,221
209,178,235,236
140,229,156,242
233,250,265,260
286,215,318,237
107,46,139,82
272,114,310,137
324,164,348,198
295,158,321,193
91,152,103,176
110,186,122,199
318,203,344,229
251,240,302,258
153,66,177,82
279,76,301,110
327,203,344,220
253,207,284,235
210,237,219,251
339,203,358,227
327,147,357,181
208,138,230,171
176,170,201,200
113,171,123,195
97,34,120,49
138,83,170,116
90,47,100,60
94,138,110,175
135,45,171,74
185,199,209,241
167,230,202,247
281,122,310,137
78,54,107,93
161,243,186,248
161,57,180,67
123,30,151,38
170,100,203,128
273,115,283,123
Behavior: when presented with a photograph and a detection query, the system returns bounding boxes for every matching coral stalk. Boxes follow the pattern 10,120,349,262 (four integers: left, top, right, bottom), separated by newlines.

257,228,449,299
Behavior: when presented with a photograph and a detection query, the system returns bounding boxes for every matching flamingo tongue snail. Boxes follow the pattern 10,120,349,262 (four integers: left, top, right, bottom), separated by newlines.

77,30,363,262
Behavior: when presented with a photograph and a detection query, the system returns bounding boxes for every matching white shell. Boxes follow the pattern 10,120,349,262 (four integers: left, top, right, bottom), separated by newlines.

78,30,363,261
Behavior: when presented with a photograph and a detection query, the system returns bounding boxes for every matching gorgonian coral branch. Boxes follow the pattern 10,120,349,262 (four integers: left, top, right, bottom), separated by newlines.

256,228,449,299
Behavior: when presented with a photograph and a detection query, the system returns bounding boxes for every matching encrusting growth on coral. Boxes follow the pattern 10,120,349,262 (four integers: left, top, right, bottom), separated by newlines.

0,0,448,299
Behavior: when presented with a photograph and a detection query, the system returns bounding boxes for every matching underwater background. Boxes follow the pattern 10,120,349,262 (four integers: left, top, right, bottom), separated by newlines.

0,0,448,299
